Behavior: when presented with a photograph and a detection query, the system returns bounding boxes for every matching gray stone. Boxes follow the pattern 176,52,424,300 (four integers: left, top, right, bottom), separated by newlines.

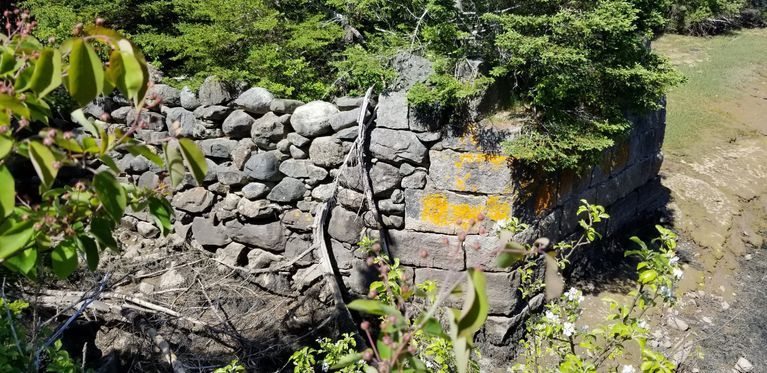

149,84,181,106
192,217,231,247
193,105,231,121
198,76,232,106
278,159,329,182
293,264,323,290
404,188,509,234
377,91,409,129
327,207,364,244
222,194,241,210
137,221,159,238
267,177,305,203
203,158,220,183
180,86,200,110
137,171,160,189
159,269,186,289
111,106,131,123
370,128,427,164
199,138,238,159
247,249,283,269
483,272,521,315
276,139,291,153
337,163,364,192
390,52,434,91
334,126,359,141
379,199,405,214
330,239,355,270
391,189,404,204
270,98,304,114
237,199,274,219
735,357,754,373
334,96,365,110
287,132,311,147
329,108,360,131
401,170,427,189
231,139,256,169
242,182,269,200
127,109,165,131
289,145,308,159
138,282,155,295
311,183,335,201
666,316,689,331
290,101,338,137
485,316,517,345
415,131,442,143
251,112,290,149
297,200,318,212
309,136,348,168
338,188,365,210
370,162,402,196
216,242,246,267
429,149,512,194
225,220,284,251
172,187,215,213
234,87,273,114
387,230,464,270
221,110,255,138
243,152,281,181
166,107,204,138
217,167,246,185
383,215,404,229
282,209,314,232
134,130,169,145
285,235,313,265
399,163,416,176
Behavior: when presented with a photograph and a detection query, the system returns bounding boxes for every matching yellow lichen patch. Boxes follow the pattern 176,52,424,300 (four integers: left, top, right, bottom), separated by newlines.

454,153,509,169
486,195,513,222
419,193,513,231
455,173,472,191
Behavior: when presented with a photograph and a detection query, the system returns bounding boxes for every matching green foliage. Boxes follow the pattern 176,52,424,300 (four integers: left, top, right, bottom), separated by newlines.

668,0,755,34
213,360,246,373
0,12,206,279
288,333,367,372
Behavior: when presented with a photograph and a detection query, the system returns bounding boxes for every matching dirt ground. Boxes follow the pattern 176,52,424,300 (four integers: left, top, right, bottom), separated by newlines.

574,28,767,372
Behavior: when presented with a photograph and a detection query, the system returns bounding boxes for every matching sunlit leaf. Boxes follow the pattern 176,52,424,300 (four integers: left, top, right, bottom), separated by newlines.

329,353,363,370
0,165,14,220
51,240,78,278
455,268,488,340
65,38,104,106
28,140,58,191
0,94,30,118
24,47,62,98
148,196,173,236
0,216,34,260
0,134,12,160
4,247,36,275
164,142,185,187
93,171,127,222
77,235,99,271
71,109,100,137
126,144,164,167
178,138,207,185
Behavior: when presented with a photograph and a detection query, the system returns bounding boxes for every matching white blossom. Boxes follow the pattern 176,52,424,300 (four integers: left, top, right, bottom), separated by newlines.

565,287,584,303
621,365,636,373
321,361,329,372
638,320,648,329
659,286,673,298
672,267,684,280
669,256,680,265
563,322,575,337
544,310,560,323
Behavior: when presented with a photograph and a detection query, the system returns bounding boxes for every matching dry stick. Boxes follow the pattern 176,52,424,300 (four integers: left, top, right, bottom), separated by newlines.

128,311,186,373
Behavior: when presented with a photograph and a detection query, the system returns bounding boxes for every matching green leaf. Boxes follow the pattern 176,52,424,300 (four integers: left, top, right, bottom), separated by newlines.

638,269,658,284
93,171,127,222
348,299,404,322
28,140,58,191
329,353,363,370
0,47,15,76
164,142,185,187
177,138,207,185
421,317,445,337
0,94,30,118
90,216,117,251
77,235,99,271
0,165,14,219
115,40,149,106
51,240,78,278
0,134,12,160
0,216,35,260
99,155,120,173
71,109,100,137
126,144,164,168
496,241,527,268
455,268,488,340
65,38,104,107
148,197,173,236
24,47,62,98
4,247,37,275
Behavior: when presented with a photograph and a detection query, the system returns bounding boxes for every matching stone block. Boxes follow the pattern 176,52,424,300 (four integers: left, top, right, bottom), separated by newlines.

192,217,231,247
404,189,511,234
328,207,364,244
225,220,284,251
429,150,512,194
388,230,465,271
369,128,427,165
376,91,409,130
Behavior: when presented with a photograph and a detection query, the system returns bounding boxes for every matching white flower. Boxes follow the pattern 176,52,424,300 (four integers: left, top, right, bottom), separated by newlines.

659,285,673,298
321,361,329,372
494,219,509,232
544,310,560,323
565,287,584,303
672,267,684,280
563,322,575,337
621,365,636,373
638,320,648,329
669,256,680,265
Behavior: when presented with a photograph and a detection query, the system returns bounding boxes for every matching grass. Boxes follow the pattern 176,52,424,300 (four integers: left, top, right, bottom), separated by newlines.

653,28,767,152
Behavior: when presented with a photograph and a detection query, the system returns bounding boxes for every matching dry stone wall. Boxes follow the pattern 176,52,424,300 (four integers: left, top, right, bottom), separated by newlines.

100,74,666,357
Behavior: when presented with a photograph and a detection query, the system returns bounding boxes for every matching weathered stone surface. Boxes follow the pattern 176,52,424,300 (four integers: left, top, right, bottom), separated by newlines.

391,52,434,91
149,84,180,106
243,152,281,181
276,139,291,153
110,106,131,123
404,189,510,234
294,264,323,290
379,199,405,214
370,162,402,196
290,101,338,137
247,248,283,269
311,183,335,201
251,112,290,149
309,136,348,168
225,220,284,251
334,126,359,141
386,230,464,270
137,221,159,238
282,209,314,232
267,177,305,202
193,105,231,121
270,98,304,114
127,109,165,131
344,260,378,294
328,207,364,244
199,138,238,159
287,132,311,147
222,194,241,210
165,107,204,138
217,167,246,186
237,198,274,219
159,269,186,289
137,171,160,189
401,170,427,189
337,188,365,210
216,242,246,267
234,87,274,114
198,76,232,106
337,163,364,192
192,217,231,247
415,131,442,143
429,150,512,194
172,187,215,213
279,159,328,181
231,139,256,169
180,86,200,110
334,96,364,110
330,239,355,270
289,145,308,159
484,272,521,315
221,110,255,138
329,108,360,131
370,128,427,164
242,182,269,200
377,92,409,129
285,235,313,266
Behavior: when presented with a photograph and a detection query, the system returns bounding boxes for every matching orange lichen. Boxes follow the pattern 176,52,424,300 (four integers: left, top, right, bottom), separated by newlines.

534,182,557,216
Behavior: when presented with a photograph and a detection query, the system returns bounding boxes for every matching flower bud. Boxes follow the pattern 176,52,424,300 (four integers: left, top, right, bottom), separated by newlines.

360,321,370,331
362,350,373,361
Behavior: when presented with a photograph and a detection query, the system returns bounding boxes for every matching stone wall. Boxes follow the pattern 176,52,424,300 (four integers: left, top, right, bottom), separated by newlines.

101,73,666,360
